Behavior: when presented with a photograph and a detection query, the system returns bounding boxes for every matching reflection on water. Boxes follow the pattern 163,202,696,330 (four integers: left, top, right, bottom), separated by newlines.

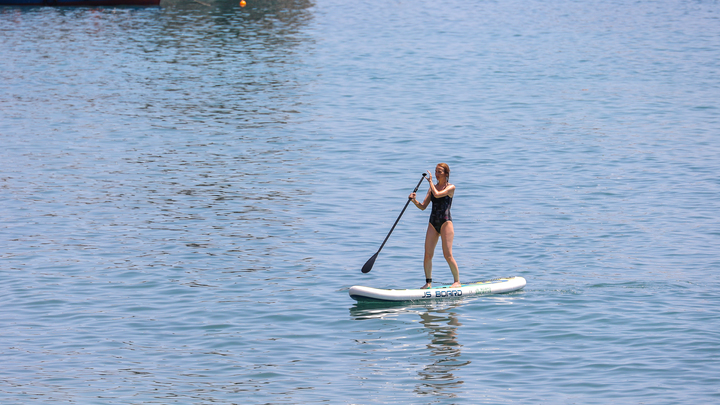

0,0,317,133
349,301,416,320
415,308,469,397
350,302,469,398
137,0,317,130
0,0,320,275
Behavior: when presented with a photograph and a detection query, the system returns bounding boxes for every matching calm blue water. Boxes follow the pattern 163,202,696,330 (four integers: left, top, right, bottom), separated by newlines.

2,0,719,403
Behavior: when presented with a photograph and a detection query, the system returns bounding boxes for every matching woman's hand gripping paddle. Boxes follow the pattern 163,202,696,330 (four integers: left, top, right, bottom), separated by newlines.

361,173,427,273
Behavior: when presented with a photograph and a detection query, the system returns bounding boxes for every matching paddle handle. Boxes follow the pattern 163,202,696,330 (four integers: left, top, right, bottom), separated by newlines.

376,173,426,253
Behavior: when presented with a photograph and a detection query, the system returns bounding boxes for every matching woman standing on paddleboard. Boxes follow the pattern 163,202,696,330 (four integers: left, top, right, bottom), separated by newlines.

409,163,460,289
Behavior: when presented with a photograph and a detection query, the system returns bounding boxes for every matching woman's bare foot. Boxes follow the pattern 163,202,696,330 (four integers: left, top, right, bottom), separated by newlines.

420,283,432,289
450,281,461,288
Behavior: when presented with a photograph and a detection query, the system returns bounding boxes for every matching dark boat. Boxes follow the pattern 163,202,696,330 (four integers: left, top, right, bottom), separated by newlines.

1,0,159,5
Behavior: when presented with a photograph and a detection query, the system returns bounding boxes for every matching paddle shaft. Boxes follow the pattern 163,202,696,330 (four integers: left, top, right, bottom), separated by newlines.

375,173,426,253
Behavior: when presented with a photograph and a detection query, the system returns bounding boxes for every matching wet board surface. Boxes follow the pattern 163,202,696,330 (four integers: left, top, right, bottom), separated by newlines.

349,276,526,302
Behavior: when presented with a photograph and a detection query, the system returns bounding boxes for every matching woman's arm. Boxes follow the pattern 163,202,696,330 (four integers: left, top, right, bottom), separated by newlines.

428,182,455,198
426,170,455,198
409,189,432,211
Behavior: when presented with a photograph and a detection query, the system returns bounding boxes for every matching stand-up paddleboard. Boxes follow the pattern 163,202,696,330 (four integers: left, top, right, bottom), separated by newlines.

349,276,526,302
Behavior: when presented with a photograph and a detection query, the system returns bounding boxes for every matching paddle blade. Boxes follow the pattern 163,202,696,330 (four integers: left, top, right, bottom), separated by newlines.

361,253,378,273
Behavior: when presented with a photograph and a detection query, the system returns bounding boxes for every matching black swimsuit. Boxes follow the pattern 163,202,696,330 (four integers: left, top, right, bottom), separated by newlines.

429,194,453,234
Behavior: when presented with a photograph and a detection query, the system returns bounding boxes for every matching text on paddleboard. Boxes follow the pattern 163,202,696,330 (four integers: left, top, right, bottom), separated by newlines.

423,289,462,298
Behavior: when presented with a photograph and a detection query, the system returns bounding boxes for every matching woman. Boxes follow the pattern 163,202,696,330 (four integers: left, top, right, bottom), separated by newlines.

409,163,461,289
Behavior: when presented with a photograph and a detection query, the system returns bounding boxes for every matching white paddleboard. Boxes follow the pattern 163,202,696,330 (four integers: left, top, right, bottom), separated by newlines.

349,276,526,302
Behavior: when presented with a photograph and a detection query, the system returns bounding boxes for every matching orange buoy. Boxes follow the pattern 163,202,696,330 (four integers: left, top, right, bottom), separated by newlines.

240,0,246,6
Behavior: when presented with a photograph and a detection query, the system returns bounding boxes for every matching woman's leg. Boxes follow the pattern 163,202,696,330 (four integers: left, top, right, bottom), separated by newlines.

422,223,440,289
440,221,460,287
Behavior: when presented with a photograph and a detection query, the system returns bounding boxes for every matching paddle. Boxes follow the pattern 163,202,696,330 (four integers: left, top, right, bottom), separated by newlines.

361,173,427,273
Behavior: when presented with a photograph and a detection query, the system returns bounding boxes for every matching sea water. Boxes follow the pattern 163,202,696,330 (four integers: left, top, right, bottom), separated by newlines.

1,0,719,403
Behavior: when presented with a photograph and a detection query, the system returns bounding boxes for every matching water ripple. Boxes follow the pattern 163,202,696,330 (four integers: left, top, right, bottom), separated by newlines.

2,0,720,403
